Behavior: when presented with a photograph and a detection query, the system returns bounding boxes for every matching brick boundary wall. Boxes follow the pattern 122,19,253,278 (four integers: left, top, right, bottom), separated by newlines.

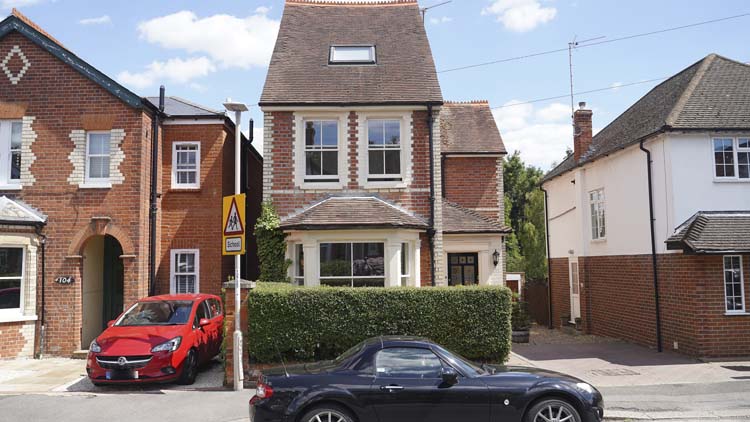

550,253,750,358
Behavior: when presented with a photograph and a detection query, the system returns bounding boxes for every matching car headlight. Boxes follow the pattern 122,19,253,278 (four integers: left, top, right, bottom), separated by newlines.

90,339,102,353
576,382,595,394
151,336,182,353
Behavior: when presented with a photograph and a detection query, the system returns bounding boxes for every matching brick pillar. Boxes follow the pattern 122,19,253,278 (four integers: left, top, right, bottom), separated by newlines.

223,282,252,386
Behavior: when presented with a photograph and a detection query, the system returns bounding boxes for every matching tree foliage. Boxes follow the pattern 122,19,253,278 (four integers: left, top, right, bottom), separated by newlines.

504,152,548,280
254,201,291,282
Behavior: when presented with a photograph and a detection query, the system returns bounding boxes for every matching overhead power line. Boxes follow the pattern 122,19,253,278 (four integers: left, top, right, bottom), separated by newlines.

491,76,669,109
439,12,750,74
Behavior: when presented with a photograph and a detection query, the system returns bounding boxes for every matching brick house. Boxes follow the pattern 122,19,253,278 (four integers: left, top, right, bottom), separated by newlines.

0,11,262,359
260,0,509,288
541,54,750,358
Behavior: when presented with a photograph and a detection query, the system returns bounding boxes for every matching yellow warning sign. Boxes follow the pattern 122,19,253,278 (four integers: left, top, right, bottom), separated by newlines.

222,194,246,255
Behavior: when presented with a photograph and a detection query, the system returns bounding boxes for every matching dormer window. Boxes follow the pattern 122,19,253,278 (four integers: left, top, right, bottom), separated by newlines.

329,45,376,64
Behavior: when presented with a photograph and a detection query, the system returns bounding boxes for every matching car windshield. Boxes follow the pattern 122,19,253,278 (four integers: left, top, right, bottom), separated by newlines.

116,300,194,326
433,344,486,376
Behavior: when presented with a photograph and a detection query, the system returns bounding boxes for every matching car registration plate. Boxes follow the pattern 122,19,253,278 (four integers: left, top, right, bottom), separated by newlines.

105,370,139,380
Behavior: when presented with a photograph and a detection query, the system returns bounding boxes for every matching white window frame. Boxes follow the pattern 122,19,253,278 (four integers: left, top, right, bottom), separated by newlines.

170,249,200,294
0,120,22,189
712,137,750,181
84,131,112,186
589,188,606,240
0,246,25,318
318,242,386,287
294,244,304,286
367,119,403,182
723,255,746,314
329,45,376,64
400,242,410,287
358,112,412,189
171,141,201,189
294,112,348,190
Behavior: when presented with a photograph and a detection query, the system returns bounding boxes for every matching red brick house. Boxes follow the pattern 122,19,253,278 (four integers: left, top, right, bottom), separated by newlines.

541,54,750,358
260,0,509,288
0,11,262,359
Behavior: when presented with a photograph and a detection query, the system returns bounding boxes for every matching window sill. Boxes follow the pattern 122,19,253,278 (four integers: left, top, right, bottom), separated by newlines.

713,178,750,183
590,238,607,243
300,181,345,190
0,184,21,191
364,181,407,189
0,314,37,324
169,187,201,193
79,182,112,189
725,311,750,316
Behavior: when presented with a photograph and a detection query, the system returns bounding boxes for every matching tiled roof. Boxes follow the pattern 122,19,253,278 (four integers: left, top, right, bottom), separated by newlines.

146,96,223,117
442,200,510,234
260,0,443,105
666,211,750,254
441,101,506,154
543,54,750,182
0,196,46,225
279,196,428,230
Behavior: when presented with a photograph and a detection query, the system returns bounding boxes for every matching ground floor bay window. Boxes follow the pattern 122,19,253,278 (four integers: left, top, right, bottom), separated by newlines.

285,230,421,288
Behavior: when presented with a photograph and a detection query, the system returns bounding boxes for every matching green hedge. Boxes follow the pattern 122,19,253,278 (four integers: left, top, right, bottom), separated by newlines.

247,283,512,363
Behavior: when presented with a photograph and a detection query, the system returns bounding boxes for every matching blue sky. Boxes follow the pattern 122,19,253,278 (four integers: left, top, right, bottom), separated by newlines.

6,0,750,169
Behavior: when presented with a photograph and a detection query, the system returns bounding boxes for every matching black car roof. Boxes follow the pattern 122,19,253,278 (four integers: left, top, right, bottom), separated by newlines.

378,336,433,348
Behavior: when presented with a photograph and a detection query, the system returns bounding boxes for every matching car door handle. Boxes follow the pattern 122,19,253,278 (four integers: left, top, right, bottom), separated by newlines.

380,385,404,392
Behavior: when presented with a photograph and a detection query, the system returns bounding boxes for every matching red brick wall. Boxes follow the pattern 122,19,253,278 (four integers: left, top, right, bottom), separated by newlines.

157,124,232,297
0,321,30,359
0,33,152,355
551,253,750,358
443,156,500,220
420,233,432,286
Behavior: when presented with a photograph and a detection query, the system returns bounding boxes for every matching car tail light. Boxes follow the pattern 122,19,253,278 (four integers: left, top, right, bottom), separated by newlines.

249,381,273,405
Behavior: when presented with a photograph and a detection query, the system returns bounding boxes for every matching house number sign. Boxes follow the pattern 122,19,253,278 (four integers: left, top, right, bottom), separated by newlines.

55,276,74,284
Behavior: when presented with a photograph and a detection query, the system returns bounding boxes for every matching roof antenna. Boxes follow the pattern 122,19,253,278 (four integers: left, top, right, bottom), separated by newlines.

421,0,452,21
568,35,605,115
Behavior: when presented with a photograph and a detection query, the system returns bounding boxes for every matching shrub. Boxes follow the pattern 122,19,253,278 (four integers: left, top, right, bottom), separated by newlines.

511,300,531,331
247,283,512,363
254,202,291,282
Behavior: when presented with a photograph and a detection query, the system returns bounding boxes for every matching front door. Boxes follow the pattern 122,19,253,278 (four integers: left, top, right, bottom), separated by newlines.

569,258,581,323
448,253,478,286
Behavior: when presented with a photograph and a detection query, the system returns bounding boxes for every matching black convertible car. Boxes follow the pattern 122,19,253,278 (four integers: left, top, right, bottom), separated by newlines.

249,337,603,422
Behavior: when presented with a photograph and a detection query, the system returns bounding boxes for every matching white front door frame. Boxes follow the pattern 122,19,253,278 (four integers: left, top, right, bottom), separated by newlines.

569,257,581,323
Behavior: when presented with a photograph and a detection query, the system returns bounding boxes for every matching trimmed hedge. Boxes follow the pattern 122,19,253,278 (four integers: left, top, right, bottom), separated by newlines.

247,283,512,363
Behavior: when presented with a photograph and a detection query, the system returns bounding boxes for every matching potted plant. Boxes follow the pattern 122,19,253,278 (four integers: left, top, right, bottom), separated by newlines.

511,300,531,343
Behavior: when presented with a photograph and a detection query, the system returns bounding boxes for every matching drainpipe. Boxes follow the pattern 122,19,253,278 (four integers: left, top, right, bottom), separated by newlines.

540,186,553,329
148,86,165,296
639,140,663,352
426,104,436,286
35,224,46,357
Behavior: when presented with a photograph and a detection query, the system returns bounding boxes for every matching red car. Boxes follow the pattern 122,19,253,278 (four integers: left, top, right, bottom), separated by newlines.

86,293,224,386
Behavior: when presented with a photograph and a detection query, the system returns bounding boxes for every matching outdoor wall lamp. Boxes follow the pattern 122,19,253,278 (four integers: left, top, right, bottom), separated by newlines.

492,249,500,266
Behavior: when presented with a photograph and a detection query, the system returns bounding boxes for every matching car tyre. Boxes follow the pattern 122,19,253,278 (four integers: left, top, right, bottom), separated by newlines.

300,404,355,422
525,398,581,422
177,349,198,385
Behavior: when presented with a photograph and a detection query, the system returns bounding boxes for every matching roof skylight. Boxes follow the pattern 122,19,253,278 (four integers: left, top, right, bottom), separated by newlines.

329,45,376,64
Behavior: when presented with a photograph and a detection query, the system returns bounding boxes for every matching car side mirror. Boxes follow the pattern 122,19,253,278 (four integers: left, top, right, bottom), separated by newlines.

199,318,210,327
107,320,115,328
441,367,459,386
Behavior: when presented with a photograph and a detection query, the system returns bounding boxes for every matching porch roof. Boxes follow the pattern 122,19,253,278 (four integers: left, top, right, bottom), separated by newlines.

0,196,46,226
666,211,750,254
442,200,510,234
279,196,428,231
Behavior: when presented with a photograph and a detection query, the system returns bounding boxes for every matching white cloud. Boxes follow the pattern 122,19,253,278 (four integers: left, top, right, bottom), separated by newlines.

117,57,215,90
1,0,42,9
492,101,572,170
482,0,557,32
78,15,111,25
429,16,453,25
136,10,280,69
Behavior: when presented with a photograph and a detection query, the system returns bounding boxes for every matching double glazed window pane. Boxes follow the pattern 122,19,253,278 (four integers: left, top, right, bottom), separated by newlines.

714,138,735,177
319,242,385,287
368,120,401,177
368,150,400,175
0,247,23,310
305,120,338,178
376,348,443,378
724,256,744,312
87,133,111,179
305,151,337,176
175,145,198,185
739,138,749,179
9,122,20,181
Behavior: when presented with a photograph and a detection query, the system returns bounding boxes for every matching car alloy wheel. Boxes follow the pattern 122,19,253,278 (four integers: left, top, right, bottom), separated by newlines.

305,410,350,422
532,400,579,422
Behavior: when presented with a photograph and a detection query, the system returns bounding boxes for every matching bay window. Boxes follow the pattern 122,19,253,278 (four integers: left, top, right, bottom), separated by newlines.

724,255,745,313
713,137,750,180
400,242,410,287
0,247,24,314
319,242,385,287
294,244,304,286
368,119,401,181
304,120,339,182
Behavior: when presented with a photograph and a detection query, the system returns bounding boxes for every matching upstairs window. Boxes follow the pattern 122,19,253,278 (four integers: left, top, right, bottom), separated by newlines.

368,119,401,181
329,45,376,64
85,132,111,184
0,120,22,186
589,188,606,240
172,142,200,189
713,137,749,180
304,120,339,182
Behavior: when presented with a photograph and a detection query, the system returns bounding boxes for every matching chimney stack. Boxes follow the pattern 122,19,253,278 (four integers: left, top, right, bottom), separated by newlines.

573,101,592,162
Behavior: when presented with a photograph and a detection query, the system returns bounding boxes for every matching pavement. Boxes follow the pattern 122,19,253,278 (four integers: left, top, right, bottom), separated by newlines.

510,325,750,420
